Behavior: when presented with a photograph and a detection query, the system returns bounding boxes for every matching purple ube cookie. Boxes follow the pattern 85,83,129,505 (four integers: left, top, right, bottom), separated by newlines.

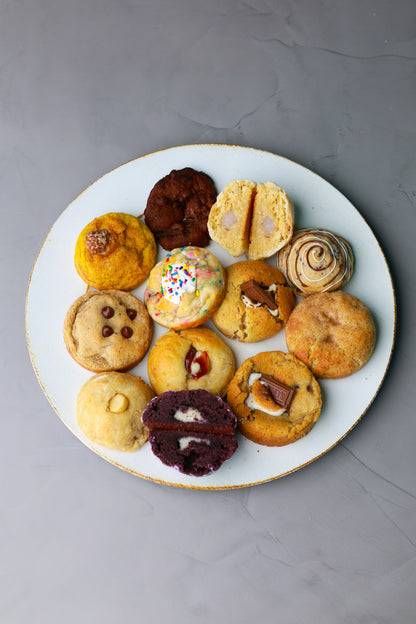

142,389,238,476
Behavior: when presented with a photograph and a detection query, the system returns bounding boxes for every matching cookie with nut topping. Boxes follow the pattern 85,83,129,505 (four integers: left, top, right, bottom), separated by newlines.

76,372,154,451
227,351,322,446
147,327,235,397
64,290,152,372
74,212,157,291
211,260,295,343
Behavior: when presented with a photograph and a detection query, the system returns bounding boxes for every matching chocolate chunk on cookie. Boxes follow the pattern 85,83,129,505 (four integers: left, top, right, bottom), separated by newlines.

144,168,217,250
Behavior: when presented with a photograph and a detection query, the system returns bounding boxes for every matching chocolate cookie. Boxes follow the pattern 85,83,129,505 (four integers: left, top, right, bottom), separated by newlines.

142,389,238,476
144,167,217,250
64,290,152,372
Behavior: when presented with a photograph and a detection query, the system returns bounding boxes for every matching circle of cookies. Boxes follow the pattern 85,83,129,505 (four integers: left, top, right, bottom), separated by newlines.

74,212,157,291
211,260,295,343
144,167,217,250
76,372,155,452
64,290,152,372
147,327,235,397
227,351,322,446
144,246,226,329
285,291,376,378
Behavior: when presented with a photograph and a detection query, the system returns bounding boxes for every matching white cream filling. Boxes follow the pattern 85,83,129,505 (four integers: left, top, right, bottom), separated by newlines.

174,407,205,423
179,436,210,451
245,373,286,416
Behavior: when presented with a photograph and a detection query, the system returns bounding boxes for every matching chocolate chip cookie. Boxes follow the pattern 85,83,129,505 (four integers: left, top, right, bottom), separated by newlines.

144,167,217,250
64,290,152,372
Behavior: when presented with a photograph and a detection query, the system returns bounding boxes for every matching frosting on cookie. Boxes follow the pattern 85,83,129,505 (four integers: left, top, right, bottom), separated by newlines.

277,228,354,297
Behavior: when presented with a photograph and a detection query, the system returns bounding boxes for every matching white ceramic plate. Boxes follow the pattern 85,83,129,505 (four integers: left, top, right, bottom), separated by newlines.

26,144,396,489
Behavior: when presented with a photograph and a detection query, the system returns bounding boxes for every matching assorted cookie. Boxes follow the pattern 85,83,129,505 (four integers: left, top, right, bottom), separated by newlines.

77,372,155,452
74,212,157,291
208,179,294,260
62,165,377,476
144,246,226,329
285,291,376,378
211,260,295,342
227,351,322,446
147,327,235,397
64,290,152,372
144,167,217,250
277,228,354,297
142,389,238,476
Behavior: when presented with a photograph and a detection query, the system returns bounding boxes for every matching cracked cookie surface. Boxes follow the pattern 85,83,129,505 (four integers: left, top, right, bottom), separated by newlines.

285,291,376,378
211,260,295,342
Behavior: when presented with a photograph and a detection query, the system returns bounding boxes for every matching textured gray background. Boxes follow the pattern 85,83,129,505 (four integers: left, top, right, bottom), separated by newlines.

2,1,415,622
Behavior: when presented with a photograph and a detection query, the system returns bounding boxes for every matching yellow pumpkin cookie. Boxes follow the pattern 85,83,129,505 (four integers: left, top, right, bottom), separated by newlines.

74,212,157,291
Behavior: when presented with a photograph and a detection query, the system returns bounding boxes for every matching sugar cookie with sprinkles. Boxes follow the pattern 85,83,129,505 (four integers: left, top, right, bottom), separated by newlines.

144,246,226,329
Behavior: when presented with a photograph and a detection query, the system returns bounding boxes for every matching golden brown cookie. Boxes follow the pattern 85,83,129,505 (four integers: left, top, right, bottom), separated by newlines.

227,351,322,446
147,327,235,397
285,291,376,378
277,228,354,297
64,290,152,372
144,246,226,329
76,372,155,451
74,212,157,291
211,260,295,342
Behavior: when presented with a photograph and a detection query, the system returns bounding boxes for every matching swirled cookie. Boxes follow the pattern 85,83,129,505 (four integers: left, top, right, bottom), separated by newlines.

144,167,217,250
211,260,295,342
64,290,152,372
76,372,154,452
147,327,235,397
144,246,226,329
74,213,157,291
285,291,376,378
277,228,354,297
227,351,322,446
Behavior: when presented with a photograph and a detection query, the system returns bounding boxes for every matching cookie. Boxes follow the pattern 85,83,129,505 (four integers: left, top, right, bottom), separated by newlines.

285,291,376,378
144,246,226,329
227,351,322,446
211,260,295,342
144,167,217,250
207,180,256,257
207,180,294,259
277,228,354,297
248,181,295,260
142,389,238,476
64,290,152,372
74,212,157,291
147,327,235,397
76,372,154,452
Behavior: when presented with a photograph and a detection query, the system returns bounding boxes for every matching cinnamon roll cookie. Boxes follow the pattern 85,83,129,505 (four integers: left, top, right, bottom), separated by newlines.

277,228,354,297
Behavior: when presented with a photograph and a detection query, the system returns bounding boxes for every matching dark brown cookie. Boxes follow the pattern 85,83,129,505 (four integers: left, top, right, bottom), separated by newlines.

144,168,217,250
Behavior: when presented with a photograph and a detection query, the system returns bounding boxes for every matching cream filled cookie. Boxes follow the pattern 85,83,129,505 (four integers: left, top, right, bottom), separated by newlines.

144,246,226,329
147,327,235,397
277,228,354,297
211,260,295,342
227,351,322,446
76,372,154,451
64,290,152,372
